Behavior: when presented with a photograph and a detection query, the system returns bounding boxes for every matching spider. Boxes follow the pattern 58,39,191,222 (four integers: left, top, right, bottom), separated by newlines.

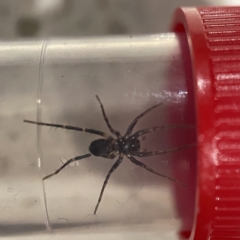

24,95,194,214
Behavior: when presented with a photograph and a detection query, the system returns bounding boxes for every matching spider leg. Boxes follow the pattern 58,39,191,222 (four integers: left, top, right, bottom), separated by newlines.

132,124,195,138
124,98,168,137
94,154,124,214
95,95,121,138
43,153,92,181
133,143,196,157
127,155,186,187
24,120,109,138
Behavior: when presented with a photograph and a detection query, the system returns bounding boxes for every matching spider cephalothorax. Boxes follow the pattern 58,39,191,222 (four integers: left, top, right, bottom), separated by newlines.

24,95,194,214
116,137,140,154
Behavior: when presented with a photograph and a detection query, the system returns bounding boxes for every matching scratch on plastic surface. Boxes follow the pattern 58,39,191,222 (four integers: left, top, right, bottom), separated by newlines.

37,40,52,231
116,194,137,204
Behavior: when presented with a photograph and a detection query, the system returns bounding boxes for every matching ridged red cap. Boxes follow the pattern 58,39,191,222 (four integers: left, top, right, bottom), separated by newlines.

172,7,240,240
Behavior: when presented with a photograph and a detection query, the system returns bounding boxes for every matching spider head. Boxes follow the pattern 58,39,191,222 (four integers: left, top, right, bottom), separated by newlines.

117,137,140,154
89,138,117,159
126,138,141,153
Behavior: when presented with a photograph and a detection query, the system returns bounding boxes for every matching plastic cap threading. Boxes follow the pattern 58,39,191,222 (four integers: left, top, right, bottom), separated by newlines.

172,7,240,240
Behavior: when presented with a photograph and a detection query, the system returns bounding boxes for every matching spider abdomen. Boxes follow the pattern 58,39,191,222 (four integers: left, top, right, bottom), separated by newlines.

89,138,117,159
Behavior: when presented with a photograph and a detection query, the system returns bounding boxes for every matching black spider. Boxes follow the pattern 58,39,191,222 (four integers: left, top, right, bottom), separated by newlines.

24,95,194,214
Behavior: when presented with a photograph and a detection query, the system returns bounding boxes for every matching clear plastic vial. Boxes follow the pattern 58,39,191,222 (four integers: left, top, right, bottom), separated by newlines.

0,34,196,239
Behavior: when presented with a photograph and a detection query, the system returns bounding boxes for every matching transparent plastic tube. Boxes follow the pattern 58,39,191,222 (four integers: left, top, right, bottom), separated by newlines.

0,34,196,239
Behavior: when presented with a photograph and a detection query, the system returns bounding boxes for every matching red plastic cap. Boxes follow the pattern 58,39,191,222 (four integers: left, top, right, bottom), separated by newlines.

172,7,240,240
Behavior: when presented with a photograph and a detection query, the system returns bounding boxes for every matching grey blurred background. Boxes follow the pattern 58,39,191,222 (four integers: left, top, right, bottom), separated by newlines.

0,0,237,38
